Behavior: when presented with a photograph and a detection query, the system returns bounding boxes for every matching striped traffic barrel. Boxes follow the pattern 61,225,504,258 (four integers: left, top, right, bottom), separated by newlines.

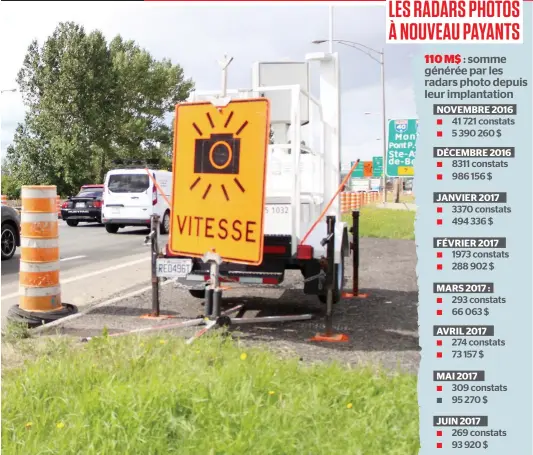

19,186,61,311
1,195,7,204
340,192,348,213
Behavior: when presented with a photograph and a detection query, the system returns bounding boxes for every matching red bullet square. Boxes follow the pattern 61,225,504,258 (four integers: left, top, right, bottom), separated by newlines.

437,174,443,180
437,352,443,358
437,264,443,270
437,252,443,258
437,309,443,316
437,161,443,167
437,297,443,303
437,219,443,225
437,340,443,346
437,207,443,213
437,442,443,449
437,131,443,137
436,119,443,125
437,386,443,392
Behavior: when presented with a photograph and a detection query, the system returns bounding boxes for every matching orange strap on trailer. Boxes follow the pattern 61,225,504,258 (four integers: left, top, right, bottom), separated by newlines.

299,159,360,246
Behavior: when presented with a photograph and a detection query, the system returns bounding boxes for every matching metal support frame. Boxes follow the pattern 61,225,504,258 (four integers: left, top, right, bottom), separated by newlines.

343,210,368,300
141,214,177,320
89,56,344,346
310,215,348,343
151,215,160,317
325,215,336,335
202,251,223,318
183,247,315,345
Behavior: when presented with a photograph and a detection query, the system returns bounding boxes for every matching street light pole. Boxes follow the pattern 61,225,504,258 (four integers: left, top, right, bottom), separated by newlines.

379,49,387,204
0,88,16,94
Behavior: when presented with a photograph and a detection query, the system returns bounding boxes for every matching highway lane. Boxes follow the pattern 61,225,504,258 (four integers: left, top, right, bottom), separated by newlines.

2,221,168,286
1,221,169,326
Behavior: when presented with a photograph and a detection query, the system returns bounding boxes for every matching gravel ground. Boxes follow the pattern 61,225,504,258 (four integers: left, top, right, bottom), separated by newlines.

44,238,420,373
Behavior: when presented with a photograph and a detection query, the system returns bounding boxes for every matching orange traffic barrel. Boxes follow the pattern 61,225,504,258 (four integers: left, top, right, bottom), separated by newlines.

7,185,77,328
19,186,61,311
340,192,349,213
1,195,7,204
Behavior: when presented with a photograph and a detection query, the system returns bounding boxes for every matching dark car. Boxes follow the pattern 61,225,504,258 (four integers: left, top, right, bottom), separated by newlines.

61,184,104,227
1,204,21,260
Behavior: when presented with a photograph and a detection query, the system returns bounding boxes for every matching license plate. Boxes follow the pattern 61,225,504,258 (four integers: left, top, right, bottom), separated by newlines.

156,258,193,278
111,207,120,215
76,202,86,208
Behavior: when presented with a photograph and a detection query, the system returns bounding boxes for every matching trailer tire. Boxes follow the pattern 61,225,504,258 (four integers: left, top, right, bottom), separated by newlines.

318,254,344,304
160,210,170,235
189,289,206,299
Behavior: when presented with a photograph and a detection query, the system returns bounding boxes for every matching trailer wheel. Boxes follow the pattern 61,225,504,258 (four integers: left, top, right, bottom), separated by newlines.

189,289,206,299
318,254,344,304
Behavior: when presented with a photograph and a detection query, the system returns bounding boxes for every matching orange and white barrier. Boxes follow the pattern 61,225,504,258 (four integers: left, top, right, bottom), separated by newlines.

340,192,349,213
340,191,380,213
1,195,7,204
19,186,62,311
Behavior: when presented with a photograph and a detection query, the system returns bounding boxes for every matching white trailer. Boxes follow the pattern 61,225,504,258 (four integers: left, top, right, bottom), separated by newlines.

165,52,350,304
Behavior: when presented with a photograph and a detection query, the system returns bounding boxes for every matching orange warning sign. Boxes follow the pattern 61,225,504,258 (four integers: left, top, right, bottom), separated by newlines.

363,161,373,178
169,98,270,265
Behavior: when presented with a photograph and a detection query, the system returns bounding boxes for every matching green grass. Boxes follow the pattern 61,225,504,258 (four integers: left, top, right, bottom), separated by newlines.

344,206,415,240
2,335,419,455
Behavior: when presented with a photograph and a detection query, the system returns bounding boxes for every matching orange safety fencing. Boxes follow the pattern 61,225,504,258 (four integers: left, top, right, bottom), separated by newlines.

340,191,380,213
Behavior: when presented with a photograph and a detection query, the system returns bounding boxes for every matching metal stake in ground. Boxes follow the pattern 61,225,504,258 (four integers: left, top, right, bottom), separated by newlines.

310,216,349,343
325,215,336,336
150,214,161,317
203,250,223,318
141,214,176,320
343,210,368,299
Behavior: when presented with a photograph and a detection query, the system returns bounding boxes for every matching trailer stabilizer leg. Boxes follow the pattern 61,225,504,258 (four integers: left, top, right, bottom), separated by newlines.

310,216,349,343
205,289,214,316
343,210,368,300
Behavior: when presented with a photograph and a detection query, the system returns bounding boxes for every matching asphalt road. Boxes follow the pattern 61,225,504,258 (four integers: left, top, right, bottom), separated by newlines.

1,221,167,327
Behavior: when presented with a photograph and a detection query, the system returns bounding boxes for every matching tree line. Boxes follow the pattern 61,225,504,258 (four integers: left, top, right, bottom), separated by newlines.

2,22,194,198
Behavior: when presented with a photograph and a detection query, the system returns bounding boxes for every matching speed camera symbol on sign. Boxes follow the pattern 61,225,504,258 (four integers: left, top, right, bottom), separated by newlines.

170,98,270,265
190,115,248,201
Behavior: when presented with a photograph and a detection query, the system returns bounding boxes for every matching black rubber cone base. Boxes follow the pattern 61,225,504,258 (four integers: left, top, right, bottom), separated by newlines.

7,304,78,329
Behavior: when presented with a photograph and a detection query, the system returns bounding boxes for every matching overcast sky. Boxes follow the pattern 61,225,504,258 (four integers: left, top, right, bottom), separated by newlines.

0,1,418,165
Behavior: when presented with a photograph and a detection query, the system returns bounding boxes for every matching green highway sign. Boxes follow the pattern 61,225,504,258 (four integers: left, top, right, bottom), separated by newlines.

351,160,365,178
386,119,418,177
372,156,383,178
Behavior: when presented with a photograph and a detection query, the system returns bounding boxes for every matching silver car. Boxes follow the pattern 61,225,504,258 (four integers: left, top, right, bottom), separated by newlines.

1,204,21,260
